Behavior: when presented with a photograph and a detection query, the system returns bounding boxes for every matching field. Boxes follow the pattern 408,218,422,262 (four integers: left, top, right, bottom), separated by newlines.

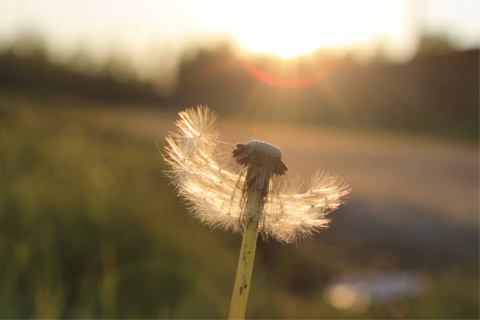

0,91,478,318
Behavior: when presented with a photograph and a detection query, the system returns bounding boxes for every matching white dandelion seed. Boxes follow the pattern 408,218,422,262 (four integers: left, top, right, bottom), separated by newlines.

163,105,350,244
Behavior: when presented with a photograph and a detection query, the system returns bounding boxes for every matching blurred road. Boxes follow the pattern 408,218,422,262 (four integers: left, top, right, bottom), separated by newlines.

111,107,479,255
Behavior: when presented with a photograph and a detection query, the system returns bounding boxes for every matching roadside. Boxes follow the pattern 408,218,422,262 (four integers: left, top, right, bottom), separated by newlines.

106,105,479,254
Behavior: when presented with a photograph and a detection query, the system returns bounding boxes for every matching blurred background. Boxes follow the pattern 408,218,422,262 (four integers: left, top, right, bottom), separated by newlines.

0,0,478,318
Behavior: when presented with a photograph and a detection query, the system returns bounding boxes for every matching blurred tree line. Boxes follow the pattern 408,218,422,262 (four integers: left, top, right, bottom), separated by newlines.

0,33,478,139
0,33,160,103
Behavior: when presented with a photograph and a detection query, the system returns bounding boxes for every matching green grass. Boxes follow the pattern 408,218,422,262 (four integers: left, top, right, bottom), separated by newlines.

0,92,478,318
0,95,234,318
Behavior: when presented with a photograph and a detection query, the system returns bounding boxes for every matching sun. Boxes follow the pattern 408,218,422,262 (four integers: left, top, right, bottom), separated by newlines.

207,0,390,58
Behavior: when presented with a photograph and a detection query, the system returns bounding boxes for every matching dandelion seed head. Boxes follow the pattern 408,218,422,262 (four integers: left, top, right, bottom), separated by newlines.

163,105,350,244
247,140,283,159
233,140,288,201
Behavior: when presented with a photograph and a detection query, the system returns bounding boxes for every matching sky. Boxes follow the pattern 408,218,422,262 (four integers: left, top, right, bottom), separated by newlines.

0,0,478,87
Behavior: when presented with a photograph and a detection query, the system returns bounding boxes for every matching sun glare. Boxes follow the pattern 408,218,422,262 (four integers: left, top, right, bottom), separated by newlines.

208,0,390,58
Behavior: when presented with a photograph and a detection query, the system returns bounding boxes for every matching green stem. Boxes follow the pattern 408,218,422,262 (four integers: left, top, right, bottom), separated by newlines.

228,191,263,320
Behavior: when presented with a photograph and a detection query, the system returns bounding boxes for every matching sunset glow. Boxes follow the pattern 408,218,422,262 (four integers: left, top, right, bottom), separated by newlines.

208,0,396,58
0,0,478,83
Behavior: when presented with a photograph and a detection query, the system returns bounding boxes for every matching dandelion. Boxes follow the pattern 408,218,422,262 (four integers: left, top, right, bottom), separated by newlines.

163,106,350,319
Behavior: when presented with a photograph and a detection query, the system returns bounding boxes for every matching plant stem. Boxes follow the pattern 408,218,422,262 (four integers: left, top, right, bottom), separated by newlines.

228,190,263,320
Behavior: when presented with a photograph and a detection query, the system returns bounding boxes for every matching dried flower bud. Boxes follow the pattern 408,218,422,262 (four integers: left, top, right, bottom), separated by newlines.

233,140,288,200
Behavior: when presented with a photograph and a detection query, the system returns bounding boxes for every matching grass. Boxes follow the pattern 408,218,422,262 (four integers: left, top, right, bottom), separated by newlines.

0,94,233,318
0,92,478,318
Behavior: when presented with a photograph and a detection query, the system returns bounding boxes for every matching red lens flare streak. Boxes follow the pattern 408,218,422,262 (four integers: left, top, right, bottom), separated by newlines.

240,58,336,88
